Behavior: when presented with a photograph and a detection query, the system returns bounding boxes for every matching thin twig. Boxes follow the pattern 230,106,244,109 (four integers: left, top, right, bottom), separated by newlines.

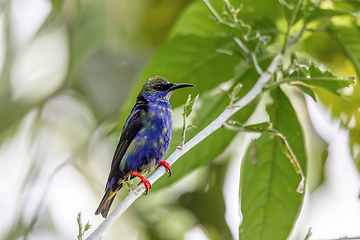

202,0,223,22
251,52,264,75
304,228,312,240
232,36,251,60
77,213,83,240
178,94,198,149
85,53,283,240
282,0,304,54
310,237,360,240
179,104,187,149
77,212,91,240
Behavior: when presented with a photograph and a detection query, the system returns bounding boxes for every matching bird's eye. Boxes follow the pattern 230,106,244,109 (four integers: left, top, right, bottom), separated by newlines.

154,84,164,91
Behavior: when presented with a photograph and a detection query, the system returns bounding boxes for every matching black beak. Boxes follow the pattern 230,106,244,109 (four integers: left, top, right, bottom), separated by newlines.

169,83,195,91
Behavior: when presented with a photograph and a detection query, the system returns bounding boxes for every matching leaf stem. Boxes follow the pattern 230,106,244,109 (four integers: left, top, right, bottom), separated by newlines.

232,36,251,60
222,122,274,135
86,53,283,240
202,0,223,22
251,52,264,75
264,76,353,90
282,0,304,54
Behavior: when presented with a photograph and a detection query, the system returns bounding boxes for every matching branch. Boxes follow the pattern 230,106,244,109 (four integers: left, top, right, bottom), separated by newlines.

86,53,283,240
309,237,360,240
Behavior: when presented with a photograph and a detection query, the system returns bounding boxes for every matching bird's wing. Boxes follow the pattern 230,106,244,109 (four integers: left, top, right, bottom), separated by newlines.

106,97,148,186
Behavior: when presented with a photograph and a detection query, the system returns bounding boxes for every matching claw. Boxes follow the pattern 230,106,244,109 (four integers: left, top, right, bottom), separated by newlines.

130,171,152,194
156,160,172,177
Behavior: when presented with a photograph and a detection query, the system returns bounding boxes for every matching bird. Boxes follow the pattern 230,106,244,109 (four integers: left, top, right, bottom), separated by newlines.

95,76,194,218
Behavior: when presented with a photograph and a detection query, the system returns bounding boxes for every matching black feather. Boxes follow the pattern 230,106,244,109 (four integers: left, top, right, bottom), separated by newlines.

106,96,148,185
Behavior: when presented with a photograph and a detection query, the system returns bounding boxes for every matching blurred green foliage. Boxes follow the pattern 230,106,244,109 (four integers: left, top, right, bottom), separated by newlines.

1,0,360,239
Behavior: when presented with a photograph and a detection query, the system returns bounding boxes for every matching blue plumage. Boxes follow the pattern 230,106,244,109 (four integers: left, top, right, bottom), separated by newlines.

95,76,194,218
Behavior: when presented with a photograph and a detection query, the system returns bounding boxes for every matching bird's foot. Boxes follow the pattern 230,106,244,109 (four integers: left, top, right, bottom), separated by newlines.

130,171,152,194
156,160,172,177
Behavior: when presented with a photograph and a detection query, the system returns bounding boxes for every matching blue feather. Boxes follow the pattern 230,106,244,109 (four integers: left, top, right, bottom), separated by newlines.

95,76,194,218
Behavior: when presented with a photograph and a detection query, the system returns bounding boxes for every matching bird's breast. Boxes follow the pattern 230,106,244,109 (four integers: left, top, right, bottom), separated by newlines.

145,103,172,140
120,102,173,173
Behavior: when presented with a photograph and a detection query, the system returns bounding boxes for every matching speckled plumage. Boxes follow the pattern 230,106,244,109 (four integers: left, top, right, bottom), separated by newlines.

95,76,194,218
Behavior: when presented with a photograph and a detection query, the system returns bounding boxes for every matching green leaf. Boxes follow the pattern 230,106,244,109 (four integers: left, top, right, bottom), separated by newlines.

293,84,317,102
327,26,360,79
243,122,272,132
297,31,353,77
228,83,242,106
307,64,355,93
178,163,232,239
305,78,354,96
169,0,225,38
303,2,354,24
332,1,360,14
179,94,200,148
224,119,305,193
182,94,199,118
84,221,91,232
49,0,64,12
267,88,306,180
239,87,306,239
288,63,355,96
223,121,273,133
136,203,197,239
280,0,302,24
239,135,303,239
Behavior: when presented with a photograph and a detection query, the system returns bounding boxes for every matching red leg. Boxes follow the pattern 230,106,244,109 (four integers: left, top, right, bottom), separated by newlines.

156,160,172,177
130,171,152,194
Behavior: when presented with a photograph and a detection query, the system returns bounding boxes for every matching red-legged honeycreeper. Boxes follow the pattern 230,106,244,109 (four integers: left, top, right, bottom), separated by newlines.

95,76,194,218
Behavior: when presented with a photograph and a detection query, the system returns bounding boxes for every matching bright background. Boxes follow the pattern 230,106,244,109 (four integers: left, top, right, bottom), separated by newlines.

0,0,359,239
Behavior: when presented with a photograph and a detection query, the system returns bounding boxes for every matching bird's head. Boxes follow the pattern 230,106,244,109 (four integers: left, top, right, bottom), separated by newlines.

139,76,194,102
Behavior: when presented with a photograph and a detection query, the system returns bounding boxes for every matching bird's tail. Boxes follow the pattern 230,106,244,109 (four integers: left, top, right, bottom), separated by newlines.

95,184,122,218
